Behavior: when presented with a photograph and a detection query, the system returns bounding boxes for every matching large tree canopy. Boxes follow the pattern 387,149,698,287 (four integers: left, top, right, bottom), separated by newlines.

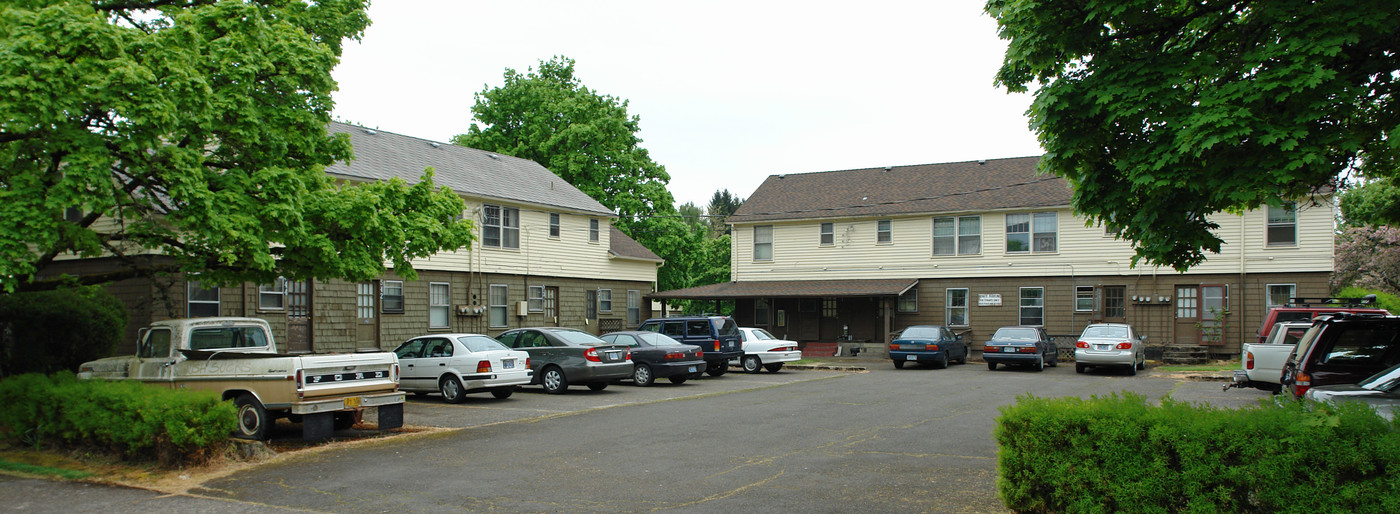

0,1,473,292
988,0,1400,270
451,56,674,220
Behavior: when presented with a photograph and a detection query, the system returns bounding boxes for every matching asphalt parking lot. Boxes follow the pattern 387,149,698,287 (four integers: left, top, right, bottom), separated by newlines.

4,361,1273,513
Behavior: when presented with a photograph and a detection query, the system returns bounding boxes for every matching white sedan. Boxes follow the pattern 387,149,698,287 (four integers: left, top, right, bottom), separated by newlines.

733,327,802,373
393,334,533,402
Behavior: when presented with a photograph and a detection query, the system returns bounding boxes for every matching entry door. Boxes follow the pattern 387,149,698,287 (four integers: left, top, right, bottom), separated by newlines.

1173,286,1200,345
544,287,559,326
356,282,380,348
1200,285,1229,346
1099,285,1126,323
286,280,312,353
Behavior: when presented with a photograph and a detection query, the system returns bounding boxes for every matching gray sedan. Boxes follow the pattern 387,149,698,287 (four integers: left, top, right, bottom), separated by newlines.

496,327,633,394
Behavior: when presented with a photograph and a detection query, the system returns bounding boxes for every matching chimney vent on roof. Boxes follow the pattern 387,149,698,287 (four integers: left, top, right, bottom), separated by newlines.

777,174,786,179
884,166,891,171
977,159,986,165
362,129,377,135
429,142,440,148
487,153,500,160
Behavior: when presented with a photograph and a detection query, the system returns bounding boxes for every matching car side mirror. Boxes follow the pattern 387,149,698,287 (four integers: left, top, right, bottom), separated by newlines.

1139,335,1147,342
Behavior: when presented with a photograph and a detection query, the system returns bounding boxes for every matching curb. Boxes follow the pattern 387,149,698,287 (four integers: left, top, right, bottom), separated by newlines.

786,364,870,372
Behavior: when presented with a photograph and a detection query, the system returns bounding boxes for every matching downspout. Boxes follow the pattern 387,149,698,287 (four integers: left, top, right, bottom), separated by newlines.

1240,212,1248,354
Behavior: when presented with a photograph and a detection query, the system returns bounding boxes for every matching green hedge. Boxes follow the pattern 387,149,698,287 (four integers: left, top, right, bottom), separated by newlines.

0,286,127,377
995,393,1400,513
0,373,236,466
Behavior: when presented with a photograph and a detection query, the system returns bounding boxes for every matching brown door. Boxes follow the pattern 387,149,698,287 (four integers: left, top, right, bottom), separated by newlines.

356,281,380,349
1100,285,1126,323
544,287,559,326
287,280,312,353
1173,285,1200,345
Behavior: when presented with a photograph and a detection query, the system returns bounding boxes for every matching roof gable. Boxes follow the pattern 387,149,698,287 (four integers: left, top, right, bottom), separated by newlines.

609,226,662,263
729,156,1069,223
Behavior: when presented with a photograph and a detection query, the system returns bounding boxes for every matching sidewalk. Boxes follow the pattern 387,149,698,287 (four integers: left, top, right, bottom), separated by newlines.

787,355,1235,381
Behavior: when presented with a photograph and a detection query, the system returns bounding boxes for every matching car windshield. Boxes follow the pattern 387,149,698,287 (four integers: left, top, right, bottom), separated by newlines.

553,330,608,346
458,336,509,352
714,318,740,337
992,328,1038,342
750,329,775,340
901,327,943,339
1359,362,1400,392
1080,325,1128,339
638,333,683,346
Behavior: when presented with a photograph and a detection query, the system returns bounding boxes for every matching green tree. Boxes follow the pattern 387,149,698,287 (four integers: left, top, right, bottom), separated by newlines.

677,202,705,232
706,189,744,238
1339,179,1400,228
452,56,674,221
988,0,1400,271
0,1,474,293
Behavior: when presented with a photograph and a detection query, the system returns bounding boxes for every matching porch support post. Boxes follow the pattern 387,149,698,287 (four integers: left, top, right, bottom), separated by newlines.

883,297,892,358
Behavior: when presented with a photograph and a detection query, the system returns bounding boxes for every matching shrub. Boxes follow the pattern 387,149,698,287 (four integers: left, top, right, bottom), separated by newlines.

0,286,127,377
1333,286,1400,314
0,373,236,466
995,393,1400,513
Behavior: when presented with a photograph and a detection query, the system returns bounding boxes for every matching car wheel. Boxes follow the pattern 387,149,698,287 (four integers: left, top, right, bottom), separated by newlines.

1136,353,1146,370
958,348,968,364
439,376,465,404
742,355,762,373
412,391,431,397
668,375,688,385
633,364,655,386
706,361,729,377
490,387,513,399
1049,352,1059,367
233,394,269,441
1035,355,1045,372
764,363,783,373
1075,363,1086,374
893,360,905,369
587,382,608,391
987,362,997,371
333,411,359,431
1127,361,1137,376
937,354,948,369
541,366,568,394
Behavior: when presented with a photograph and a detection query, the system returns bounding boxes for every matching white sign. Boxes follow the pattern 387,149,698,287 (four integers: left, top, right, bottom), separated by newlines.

978,294,1002,307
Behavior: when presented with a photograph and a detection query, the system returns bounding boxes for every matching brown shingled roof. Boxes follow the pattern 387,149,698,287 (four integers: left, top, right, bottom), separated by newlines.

648,279,918,300
729,156,1068,223
609,226,663,263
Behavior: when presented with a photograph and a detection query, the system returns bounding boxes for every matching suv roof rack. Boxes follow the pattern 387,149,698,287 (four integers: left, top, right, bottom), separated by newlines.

1286,295,1377,307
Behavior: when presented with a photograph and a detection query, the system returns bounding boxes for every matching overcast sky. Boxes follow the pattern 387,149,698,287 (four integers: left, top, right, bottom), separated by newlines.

330,1,1045,211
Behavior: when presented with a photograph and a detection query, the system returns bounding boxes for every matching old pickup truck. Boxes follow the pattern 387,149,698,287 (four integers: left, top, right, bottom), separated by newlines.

1227,321,1312,393
78,317,405,441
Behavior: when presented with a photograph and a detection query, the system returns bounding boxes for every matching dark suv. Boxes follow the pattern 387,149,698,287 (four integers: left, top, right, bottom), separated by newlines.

1281,312,1400,398
637,316,743,376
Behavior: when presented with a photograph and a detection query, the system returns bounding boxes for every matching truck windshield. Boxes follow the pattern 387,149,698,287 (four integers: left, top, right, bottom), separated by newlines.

189,327,269,350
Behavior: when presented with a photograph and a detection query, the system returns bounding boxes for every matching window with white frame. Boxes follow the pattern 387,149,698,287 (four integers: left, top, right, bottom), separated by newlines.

627,290,640,326
429,282,450,328
1267,203,1296,246
933,216,980,255
1006,212,1057,253
598,289,613,312
819,222,834,245
382,280,404,313
946,288,968,326
755,298,771,326
528,285,544,312
489,284,508,328
258,277,287,310
188,280,220,317
1267,284,1296,310
590,218,600,242
483,205,520,249
356,282,374,321
549,213,560,238
1020,287,1044,326
877,219,892,244
898,288,918,313
1075,286,1095,312
754,225,773,260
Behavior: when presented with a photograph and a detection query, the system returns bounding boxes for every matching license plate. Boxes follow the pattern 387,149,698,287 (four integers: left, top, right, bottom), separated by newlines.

688,366,697,372
503,360,514,369
1095,344,1111,351
907,355,917,361
343,396,362,409
1003,347,1016,353
607,351,621,361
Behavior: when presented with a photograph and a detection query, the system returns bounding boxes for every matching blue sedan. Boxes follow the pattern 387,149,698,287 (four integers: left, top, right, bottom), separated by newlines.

889,325,969,369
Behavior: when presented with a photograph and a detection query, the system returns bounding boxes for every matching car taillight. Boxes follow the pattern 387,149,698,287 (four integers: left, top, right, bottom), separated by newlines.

1246,351,1255,370
983,346,996,353
1018,347,1036,353
525,357,531,369
625,349,632,361
925,344,940,351
890,344,900,351
1076,341,1089,348
695,349,703,358
1115,342,1132,349
584,348,601,362
477,360,492,373
665,352,685,360
1293,372,1312,397
296,369,305,398
392,363,399,382
712,340,720,351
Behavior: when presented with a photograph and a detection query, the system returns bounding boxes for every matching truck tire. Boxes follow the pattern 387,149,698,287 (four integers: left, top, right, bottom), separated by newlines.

233,394,269,441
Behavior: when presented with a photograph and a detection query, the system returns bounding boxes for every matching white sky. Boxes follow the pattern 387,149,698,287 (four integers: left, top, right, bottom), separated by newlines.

331,1,1045,210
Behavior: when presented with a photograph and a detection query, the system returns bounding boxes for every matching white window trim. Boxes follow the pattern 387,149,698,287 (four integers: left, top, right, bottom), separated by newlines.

877,219,893,245
429,282,450,329
933,215,982,256
1005,212,1058,254
946,288,969,327
489,284,509,328
898,288,918,313
627,290,641,326
1075,285,1095,312
1266,203,1297,247
188,279,220,318
528,285,545,312
1019,287,1045,326
598,289,613,313
483,204,520,249
549,213,561,239
819,222,834,246
382,280,405,314
589,218,600,243
258,277,287,311
753,225,773,262
1265,283,1296,309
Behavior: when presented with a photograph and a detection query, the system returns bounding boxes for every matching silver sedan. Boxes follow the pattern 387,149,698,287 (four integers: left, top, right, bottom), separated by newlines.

1074,323,1146,375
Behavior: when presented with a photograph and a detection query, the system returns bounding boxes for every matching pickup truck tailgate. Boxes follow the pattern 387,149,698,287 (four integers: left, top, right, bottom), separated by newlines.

299,353,399,399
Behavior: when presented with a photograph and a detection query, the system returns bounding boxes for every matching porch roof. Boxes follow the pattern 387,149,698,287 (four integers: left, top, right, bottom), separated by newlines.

648,278,919,300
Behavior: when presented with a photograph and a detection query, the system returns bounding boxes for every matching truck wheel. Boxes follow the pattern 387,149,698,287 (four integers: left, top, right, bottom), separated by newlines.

742,355,762,373
706,361,728,377
541,367,568,394
491,387,514,399
333,411,359,431
633,364,655,386
233,394,269,441
764,363,784,373
440,376,466,404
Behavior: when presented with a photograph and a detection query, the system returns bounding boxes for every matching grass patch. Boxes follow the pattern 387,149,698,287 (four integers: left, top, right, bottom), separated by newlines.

0,458,94,480
1154,360,1238,372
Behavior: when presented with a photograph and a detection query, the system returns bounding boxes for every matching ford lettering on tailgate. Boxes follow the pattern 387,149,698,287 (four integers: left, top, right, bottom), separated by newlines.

307,370,388,384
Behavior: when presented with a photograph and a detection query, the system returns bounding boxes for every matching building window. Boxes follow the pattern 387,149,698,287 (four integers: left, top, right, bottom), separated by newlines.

1019,287,1044,326
598,289,613,312
933,216,981,255
382,280,404,313
754,298,771,326
483,205,520,249
819,222,834,245
258,277,287,310
188,280,220,318
1267,203,1296,246
822,298,837,318
590,218,600,242
356,282,374,321
877,220,892,244
528,286,544,312
898,288,918,313
429,282,450,328
946,288,969,326
585,290,597,320
1176,286,1199,319
549,213,560,238
754,225,773,261
1075,286,1095,312
1006,212,1057,253
1267,284,1296,310
489,284,508,328
627,290,640,326
1102,285,1125,319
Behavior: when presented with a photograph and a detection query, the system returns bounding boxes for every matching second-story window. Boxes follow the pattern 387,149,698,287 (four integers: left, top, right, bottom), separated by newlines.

484,205,519,249
590,218,599,242
819,222,834,245
549,213,560,238
1006,212,1056,253
877,220,892,244
1267,203,1296,246
754,225,773,260
933,216,980,255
